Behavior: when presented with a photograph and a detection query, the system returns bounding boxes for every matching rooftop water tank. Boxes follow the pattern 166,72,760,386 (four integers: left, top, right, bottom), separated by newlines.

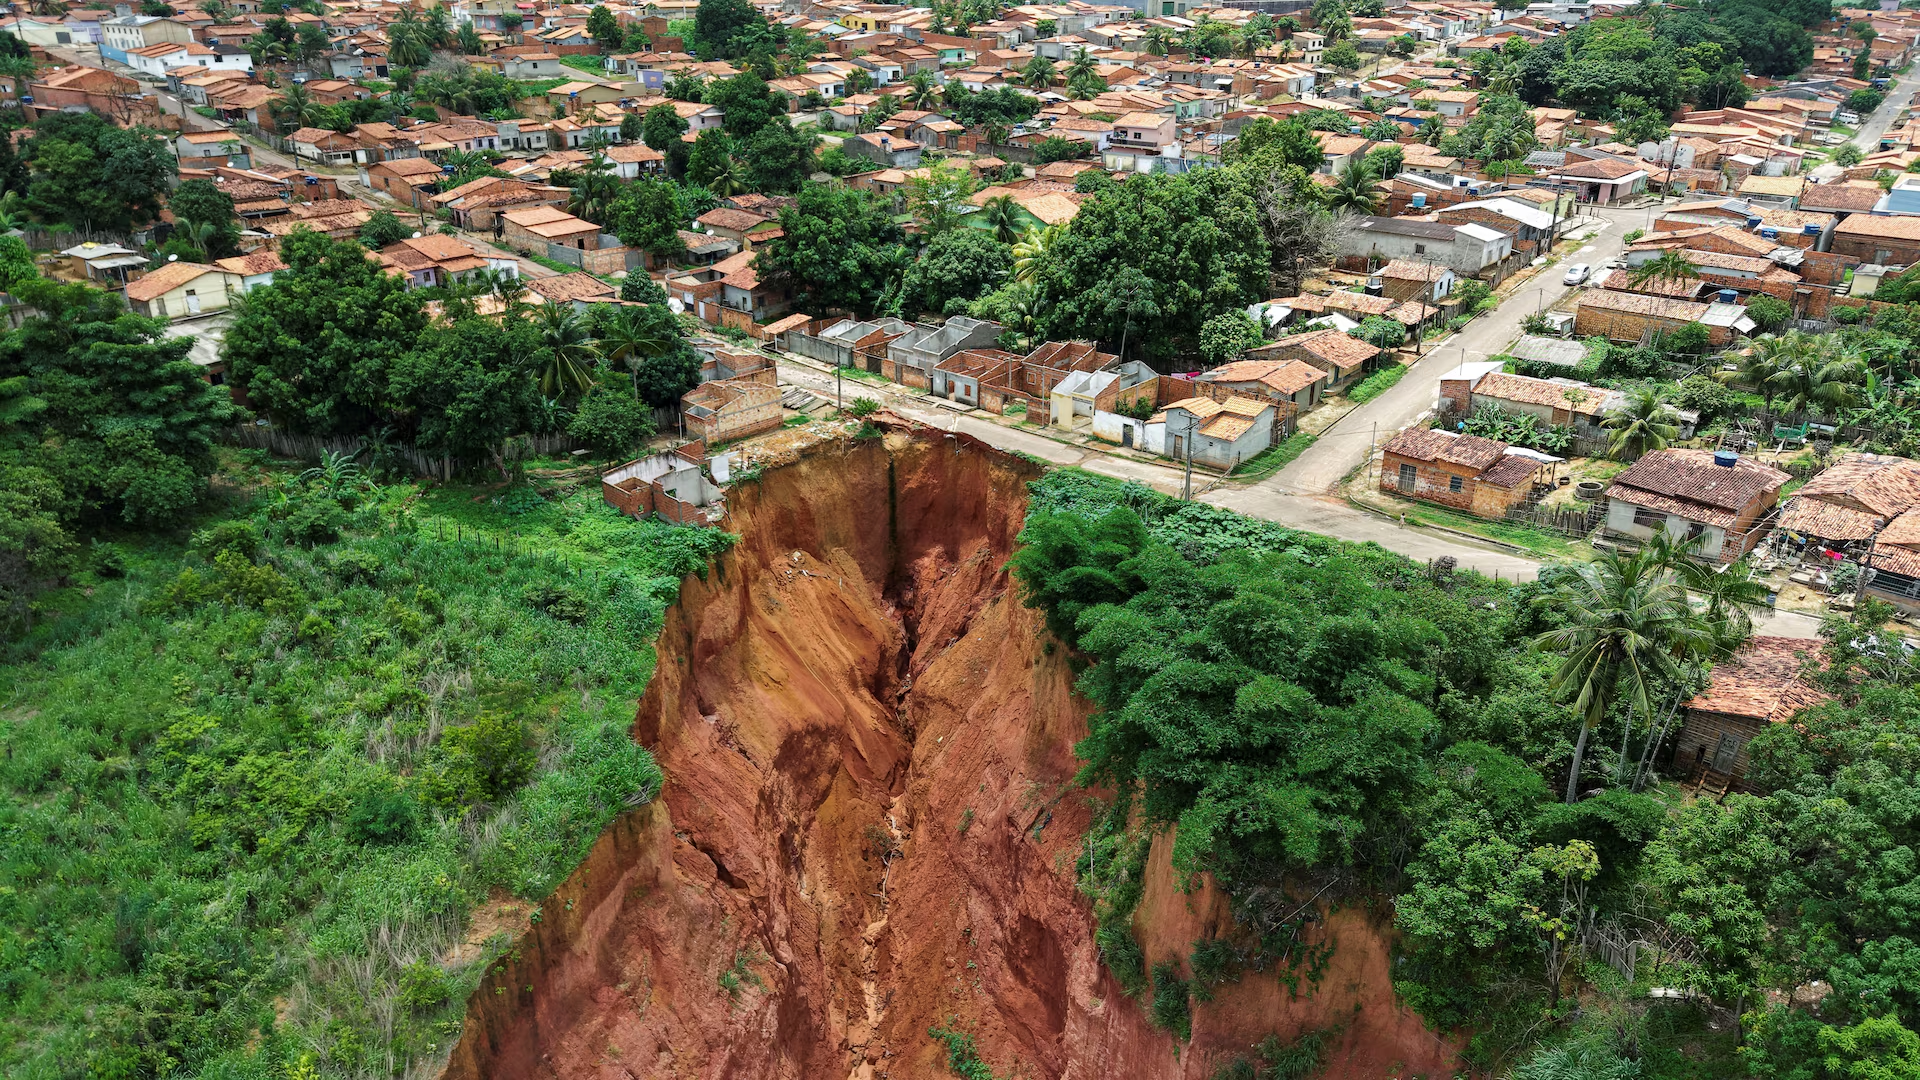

1366,274,1384,296
1803,222,1822,235
1718,288,1738,303
1713,450,1739,467
1411,192,1426,207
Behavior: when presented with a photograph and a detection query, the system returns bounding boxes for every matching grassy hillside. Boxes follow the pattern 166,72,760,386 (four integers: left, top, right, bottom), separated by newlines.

0,451,729,1079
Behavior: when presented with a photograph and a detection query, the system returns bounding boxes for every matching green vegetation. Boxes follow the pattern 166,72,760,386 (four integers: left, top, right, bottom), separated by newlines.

1229,432,1317,480
929,1019,1004,1080
1015,469,1919,1075
1345,364,1407,404
560,54,607,75
0,454,731,1077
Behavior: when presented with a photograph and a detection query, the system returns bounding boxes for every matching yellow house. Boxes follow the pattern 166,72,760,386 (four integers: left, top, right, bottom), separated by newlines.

125,261,243,320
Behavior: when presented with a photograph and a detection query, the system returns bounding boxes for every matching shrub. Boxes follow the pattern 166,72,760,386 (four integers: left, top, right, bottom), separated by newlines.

1147,961,1192,1041
433,712,537,805
1746,294,1793,331
191,520,262,563
847,396,880,417
929,1020,1001,1080
568,387,658,458
1623,229,1645,243
397,960,452,1010
346,784,419,846
1830,303,1865,325
1674,374,1737,419
1354,315,1406,351
1454,279,1492,310
284,495,348,546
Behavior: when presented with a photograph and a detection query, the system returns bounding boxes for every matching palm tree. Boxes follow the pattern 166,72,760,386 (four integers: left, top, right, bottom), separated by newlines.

905,71,941,110
1602,386,1681,460
533,300,599,399
1719,332,1803,412
1324,161,1383,213
1532,547,1712,802
700,153,744,197
1627,248,1699,287
597,306,672,399
272,82,323,132
1065,47,1097,83
1011,223,1061,284
1143,26,1174,56
1020,55,1056,90
0,191,28,234
979,195,1025,245
1767,339,1869,414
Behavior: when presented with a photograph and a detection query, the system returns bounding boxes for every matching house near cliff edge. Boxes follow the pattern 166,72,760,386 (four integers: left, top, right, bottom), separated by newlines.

601,443,725,526
1380,427,1562,519
1673,636,1829,793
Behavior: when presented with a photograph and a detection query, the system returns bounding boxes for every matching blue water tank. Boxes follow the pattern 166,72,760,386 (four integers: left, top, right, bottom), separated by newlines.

1713,450,1739,467
1411,192,1426,207
1718,288,1738,303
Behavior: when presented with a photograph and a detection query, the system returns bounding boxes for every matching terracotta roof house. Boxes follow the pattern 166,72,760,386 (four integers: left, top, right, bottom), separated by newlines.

526,271,618,309
1380,427,1558,518
123,261,242,320
1674,636,1830,790
365,156,445,210
1158,395,1279,470
1777,452,1920,546
1604,448,1790,561
1796,182,1882,216
377,234,505,289
1246,328,1382,388
1198,358,1331,409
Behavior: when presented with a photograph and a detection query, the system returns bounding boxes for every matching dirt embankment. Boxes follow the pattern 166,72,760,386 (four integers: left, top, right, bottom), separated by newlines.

439,428,1460,1080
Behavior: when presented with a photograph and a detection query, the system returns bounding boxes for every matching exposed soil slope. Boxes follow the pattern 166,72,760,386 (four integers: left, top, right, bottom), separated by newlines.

439,429,1459,1080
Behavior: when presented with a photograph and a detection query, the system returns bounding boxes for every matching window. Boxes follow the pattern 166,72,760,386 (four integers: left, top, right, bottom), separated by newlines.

1397,463,1416,492
1448,474,1464,493
1414,243,1426,254
1632,505,1668,530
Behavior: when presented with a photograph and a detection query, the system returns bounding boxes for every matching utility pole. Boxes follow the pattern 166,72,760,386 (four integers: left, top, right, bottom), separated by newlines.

1182,416,1195,500
836,361,842,408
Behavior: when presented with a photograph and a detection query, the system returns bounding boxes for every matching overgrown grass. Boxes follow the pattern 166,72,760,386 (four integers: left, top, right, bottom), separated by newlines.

1346,363,1408,404
559,54,609,74
1228,432,1318,481
0,455,730,1079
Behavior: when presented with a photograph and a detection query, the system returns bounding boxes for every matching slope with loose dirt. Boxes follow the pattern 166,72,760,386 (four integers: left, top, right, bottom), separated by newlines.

439,427,1459,1080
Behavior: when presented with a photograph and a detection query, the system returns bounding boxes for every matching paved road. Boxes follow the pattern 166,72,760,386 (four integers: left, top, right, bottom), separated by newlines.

1241,204,1643,497
1811,71,1919,180
772,352,1830,637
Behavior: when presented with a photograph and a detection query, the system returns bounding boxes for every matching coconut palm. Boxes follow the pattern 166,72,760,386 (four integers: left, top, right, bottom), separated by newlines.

272,82,323,132
597,305,673,399
533,300,599,399
1065,47,1098,83
1020,55,1056,90
1011,222,1061,284
1602,386,1681,461
1627,248,1699,287
1718,331,1804,411
1767,338,1869,414
904,71,942,110
1532,546,1712,802
1143,25,1174,56
1324,161,1383,213
698,151,744,197
979,195,1025,245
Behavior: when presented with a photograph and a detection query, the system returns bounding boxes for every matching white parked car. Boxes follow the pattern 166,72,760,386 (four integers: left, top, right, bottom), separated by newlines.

1562,263,1591,285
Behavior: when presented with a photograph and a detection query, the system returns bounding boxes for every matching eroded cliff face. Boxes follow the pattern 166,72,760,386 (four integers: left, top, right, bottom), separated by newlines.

439,429,1460,1080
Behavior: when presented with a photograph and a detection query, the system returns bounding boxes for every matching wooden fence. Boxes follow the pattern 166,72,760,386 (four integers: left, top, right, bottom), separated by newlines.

226,424,588,479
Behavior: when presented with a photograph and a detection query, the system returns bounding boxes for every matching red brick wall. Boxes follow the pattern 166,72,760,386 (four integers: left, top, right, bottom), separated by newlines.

1831,232,1920,265
1439,376,1472,416
1799,249,1857,288
1381,452,1478,512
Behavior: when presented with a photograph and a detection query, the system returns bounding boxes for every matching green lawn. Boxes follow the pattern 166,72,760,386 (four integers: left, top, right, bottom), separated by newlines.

560,54,609,75
1230,432,1318,480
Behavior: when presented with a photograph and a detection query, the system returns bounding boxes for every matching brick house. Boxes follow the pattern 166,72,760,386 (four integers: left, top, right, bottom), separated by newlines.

1672,637,1828,790
1603,449,1790,561
1197,357,1330,410
1379,427,1556,518
1573,291,1755,347
682,377,782,444
365,157,444,209
1247,328,1381,390
500,205,603,252
1378,259,1456,303
1462,371,1619,440
601,447,723,526
1832,212,1920,266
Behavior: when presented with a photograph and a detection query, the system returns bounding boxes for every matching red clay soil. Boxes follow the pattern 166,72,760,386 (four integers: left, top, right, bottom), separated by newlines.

438,427,1462,1080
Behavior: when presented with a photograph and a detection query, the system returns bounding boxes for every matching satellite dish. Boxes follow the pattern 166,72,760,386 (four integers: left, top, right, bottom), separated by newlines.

168,253,179,261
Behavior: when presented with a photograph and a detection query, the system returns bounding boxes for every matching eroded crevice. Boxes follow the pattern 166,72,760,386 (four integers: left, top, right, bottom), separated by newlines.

439,429,1461,1080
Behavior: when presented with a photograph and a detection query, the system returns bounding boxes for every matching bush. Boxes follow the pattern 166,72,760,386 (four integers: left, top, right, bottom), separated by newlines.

1673,374,1737,419
1347,363,1408,404
1830,303,1865,325
1662,322,1711,356
568,387,658,458
432,712,537,805
1623,229,1645,243
284,494,348,546
346,784,419,846
396,961,452,1011
1354,315,1407,351
1454,280,1492,310
191,520,261,563
1746,294,1793,331
847,396,880,417
1147,962,1192,1041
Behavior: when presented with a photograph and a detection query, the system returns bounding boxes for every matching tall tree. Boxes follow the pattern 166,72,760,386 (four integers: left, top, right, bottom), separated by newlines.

222,229,429,435
755,182,907,318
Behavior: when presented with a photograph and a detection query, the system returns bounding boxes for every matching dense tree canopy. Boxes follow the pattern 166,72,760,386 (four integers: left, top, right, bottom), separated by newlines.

20,113,175,234
754,182,907,318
